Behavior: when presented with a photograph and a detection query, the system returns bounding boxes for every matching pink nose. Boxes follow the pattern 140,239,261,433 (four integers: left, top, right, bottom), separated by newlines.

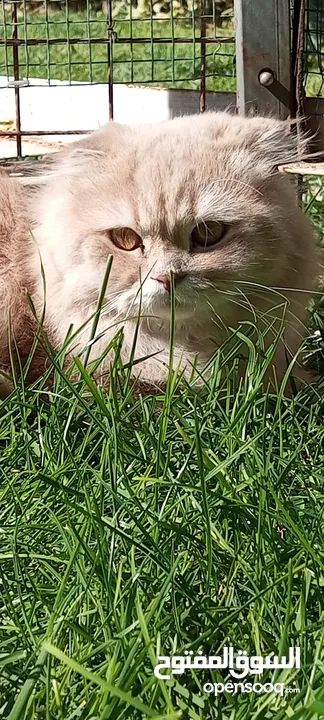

153,273,187,293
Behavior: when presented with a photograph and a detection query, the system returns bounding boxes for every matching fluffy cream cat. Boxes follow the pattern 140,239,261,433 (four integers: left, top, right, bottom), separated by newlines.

0,112,319,395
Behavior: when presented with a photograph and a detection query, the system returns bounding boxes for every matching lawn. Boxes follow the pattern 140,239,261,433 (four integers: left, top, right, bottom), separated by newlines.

1,201,324,720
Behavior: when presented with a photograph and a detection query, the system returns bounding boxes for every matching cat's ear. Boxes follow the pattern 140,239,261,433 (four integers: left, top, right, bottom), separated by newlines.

246,117,312,172
18,122,130,186
44,121,131,181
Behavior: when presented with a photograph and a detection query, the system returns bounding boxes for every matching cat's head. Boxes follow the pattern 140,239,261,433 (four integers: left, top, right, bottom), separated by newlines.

31,112,315,340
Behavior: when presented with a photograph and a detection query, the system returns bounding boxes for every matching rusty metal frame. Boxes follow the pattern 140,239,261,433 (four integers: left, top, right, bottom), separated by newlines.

0,0,236,159
2,1,323,160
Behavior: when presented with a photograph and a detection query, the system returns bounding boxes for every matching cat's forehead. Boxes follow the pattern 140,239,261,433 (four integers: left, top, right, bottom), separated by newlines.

130,115,243,171
50,112,301,229
93,112,287,195
62,111,302,182
106,116,256,194
116,119,263,226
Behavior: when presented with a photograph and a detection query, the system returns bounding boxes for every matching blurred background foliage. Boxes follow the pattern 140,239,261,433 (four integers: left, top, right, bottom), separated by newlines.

3,0,233,19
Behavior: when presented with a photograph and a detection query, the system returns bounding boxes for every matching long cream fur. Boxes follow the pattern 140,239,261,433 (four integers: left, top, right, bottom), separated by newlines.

0,112,319,393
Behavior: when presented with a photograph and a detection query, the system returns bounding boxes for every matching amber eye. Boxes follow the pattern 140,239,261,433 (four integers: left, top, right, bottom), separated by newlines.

191,221,226,251
109,227,143,251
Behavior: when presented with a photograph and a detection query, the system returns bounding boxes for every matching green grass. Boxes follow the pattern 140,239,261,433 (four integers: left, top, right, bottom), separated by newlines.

1,242,324,719
0,10,235,91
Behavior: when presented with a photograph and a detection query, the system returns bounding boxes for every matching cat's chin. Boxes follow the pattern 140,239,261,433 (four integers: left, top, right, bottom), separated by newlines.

146,304,194,323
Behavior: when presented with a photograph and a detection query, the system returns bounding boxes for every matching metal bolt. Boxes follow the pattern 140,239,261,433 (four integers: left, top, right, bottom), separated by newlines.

258,69,275,87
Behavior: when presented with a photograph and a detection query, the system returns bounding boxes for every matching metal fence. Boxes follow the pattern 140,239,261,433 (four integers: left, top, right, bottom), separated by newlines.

1,0,324,161
0,0,236,157
291,0,324,154
305,0,324,96
0,1,235,89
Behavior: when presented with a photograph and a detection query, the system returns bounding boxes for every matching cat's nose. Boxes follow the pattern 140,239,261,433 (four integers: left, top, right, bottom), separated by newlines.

153,273,187,293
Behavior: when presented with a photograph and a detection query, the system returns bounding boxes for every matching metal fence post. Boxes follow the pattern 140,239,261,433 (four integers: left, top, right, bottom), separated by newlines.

234,0,292,118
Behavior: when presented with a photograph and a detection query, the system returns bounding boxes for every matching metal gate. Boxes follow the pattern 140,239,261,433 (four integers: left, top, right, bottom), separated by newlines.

0,0,323,161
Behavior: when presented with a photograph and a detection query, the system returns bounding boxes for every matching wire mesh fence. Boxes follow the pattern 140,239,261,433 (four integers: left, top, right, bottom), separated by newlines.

4,1,324,161
0,0,236,157
304,0,324,95
0,0,235,88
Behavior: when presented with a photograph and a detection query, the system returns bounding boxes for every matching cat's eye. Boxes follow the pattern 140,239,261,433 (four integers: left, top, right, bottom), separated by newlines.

191,221,226,251
109,227,143,252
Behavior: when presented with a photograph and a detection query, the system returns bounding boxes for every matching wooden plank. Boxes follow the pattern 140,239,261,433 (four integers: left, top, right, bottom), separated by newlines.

279,161,324,176
234,0,291,118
